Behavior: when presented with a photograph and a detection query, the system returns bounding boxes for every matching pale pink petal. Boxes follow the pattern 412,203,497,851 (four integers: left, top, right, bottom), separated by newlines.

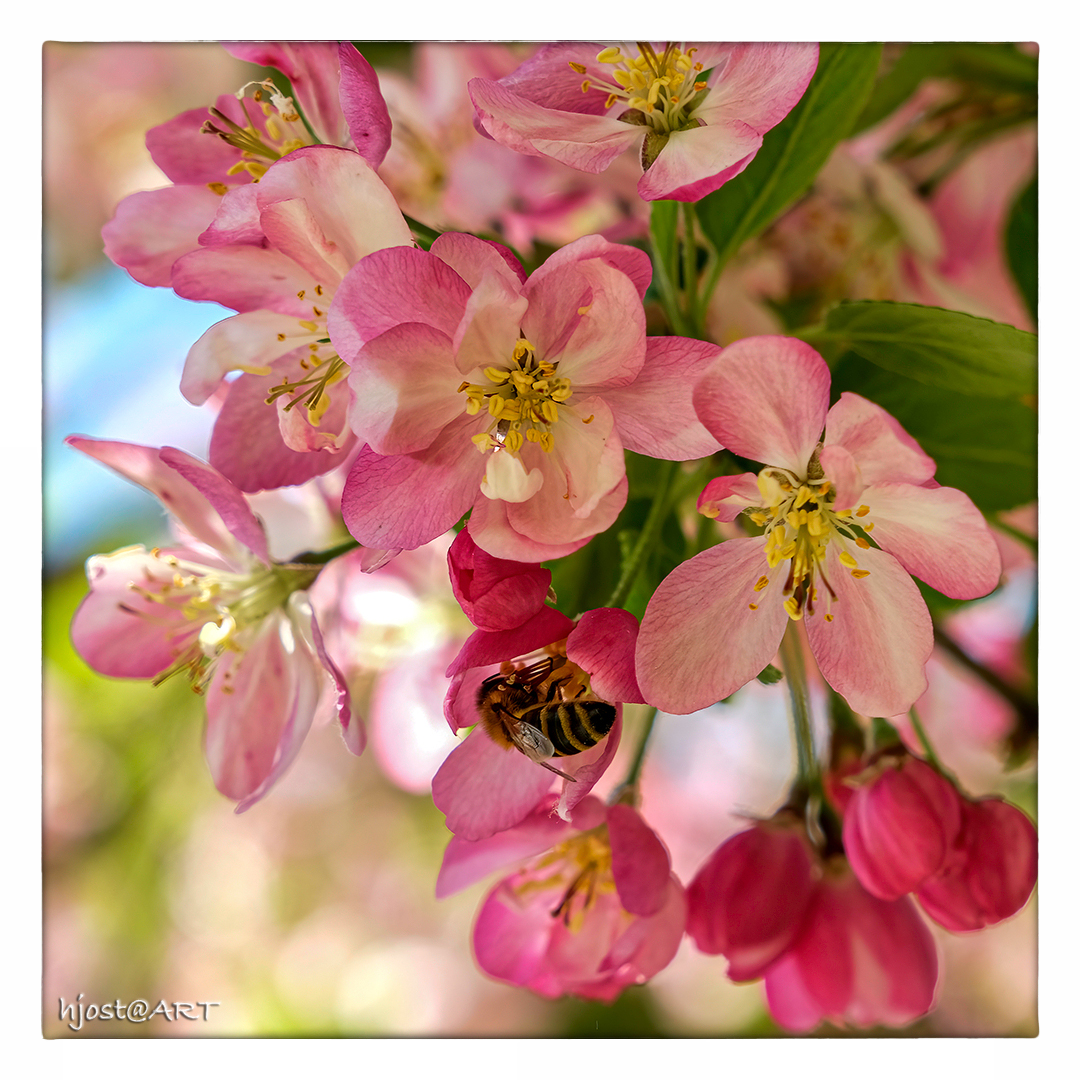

804,544,933,717
861,482,1002,600
607,804,672,917
555,708,623,819
181,312,309,406
824,393,937,485
453,269,529,376
159,447,270,565
446,606,577,680
601,336,724,459
480,450,545,504
171,244,316,317
697,473,760,521
469,78,642,172
693,336,831,473
70,546,203,678
436,795,569,898
327,246,471,363
638,120,763,202
102,185,221,287
65,436,238,558
566,608,644,704
430,231,527,288
301,595,359,754
340,419,488,551
431,727,556,840
198,184,263,247
819,444,865,512
467,494,600,563
347,323,466,455
523,233,652,305
337,42,392,167
209,372,353,492
636,537,788,714
601,878,687,986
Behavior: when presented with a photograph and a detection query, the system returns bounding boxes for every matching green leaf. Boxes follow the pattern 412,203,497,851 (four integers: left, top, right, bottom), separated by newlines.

403,213,440,251
756,664,784,685
697,43,882,270
1006,173,1038,324
830,353,1036,513
803,300,1036,399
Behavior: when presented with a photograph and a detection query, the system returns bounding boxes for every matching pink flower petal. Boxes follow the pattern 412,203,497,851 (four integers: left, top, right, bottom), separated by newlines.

555,708,623,819
467,494,598,563
431,726,556,840
144,99,251,186
197,184,263,247
636,537,788,714
429,231,527,288
819,444,865,511
452,268,529,376
102,185,221,287
697,473,760,521
566,608,644,704
600,336,724,459
171,244,316,316
693,336,831,473
436,794,569,898
337,42,393,167
303,596,359,754
446,606,577,679
824,392,937,486
523,232,652,304
607,804,672,916
804,544,933,717
637,120,763,202
861,482,1002,600
340,418,488,551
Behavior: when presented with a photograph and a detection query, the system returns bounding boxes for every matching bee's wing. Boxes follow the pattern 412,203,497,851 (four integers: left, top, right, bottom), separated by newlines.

507,722,556,764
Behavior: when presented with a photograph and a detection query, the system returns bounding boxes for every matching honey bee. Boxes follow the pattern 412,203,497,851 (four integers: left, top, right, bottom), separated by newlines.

476,657,617,782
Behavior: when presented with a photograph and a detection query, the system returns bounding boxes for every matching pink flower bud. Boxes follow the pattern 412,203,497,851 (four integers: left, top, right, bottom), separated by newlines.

916,796,1037,932
686,815,816,982
843,756,963,900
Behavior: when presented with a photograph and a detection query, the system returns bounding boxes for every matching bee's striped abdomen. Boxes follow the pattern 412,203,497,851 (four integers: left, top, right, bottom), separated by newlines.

533,701,616,757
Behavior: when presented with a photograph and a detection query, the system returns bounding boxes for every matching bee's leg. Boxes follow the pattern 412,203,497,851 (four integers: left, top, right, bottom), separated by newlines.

538,759,577,783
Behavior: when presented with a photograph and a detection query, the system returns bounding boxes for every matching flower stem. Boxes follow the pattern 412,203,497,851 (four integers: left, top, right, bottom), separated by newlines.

907,705,945,773
291,538,362,565
779,626,822,798
682,202,701,336
606,459,679,610
619,706,659,795
649,201,690,336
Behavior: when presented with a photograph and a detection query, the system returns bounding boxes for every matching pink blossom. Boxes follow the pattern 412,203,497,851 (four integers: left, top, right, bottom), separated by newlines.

432,606,644,840
916,796,1037,932
329,232,721,559
469,42,819,202
842,754,964,901
763,861,939,1032
66,436,358,810
636,335,1002,717
441,795,686,1002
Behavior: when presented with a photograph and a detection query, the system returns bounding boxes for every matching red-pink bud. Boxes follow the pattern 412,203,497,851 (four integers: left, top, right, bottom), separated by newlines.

843,756,963,900
764,864,939,1033
686,816,816,982
916,796,1037,932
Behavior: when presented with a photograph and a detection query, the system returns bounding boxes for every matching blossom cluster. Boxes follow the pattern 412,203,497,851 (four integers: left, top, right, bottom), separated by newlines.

66,40,1037,1034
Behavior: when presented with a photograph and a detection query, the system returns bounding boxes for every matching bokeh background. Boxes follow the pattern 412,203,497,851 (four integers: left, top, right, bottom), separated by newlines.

42,41,1036,1038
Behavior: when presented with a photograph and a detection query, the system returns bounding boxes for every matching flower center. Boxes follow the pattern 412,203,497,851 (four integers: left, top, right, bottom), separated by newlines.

120,548,318,694
570,43,708,138
201,80,312,191
743,459,877,622
458,337,573,457
514,829,616,931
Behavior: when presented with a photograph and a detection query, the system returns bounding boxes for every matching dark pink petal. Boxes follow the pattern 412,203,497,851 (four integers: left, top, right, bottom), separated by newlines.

843,757,964,900
158,447,270,565
523,233,652,303
144,100,249,186
697,473,760,521
566,608,644,704
598,878,687,984
207,611,322,807
805,544,933,718
476,42,613,115
469,77,642,173
473,875,556,991
208,371,354,492
607,804,672,917
66,436,238,558
327,246,471,363
686,819,816,981
555,707,623,819
444,666,492,734
824,393,936,486
172,244,315,316
197,185,264,247
917,797,1037,932
861,482,1002,600
431,727,556,840
102,186,221,287
430,231,527,288
70,546,203,678
447,525,551,632
819,444,865,512
304,597,360,755
347,323,465,455
446,606,577,679
693,336,831,473
340,418,488,551
601,336,724,459
638,120,763,203
337,43,392,167
467,493,598,563
436,795,569,898
636,537,788,714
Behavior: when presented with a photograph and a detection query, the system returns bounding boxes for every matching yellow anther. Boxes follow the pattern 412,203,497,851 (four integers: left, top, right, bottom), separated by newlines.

784,597,804,620
225,161,247,177
569,61,588,74
239,364,272,376
630,68,648,89
298,320,319,332
856,537,871,550
538,432,555,453
754,576,770,592
297,289,306,300
484,367,510,384
465,398,482,416
312,306,323,317
504,430,524,453
472,433,495,451
699,506,719,519
748,602,759,611
605,93,618,109
856,505,870,517
818,480,831,495
864,522,875,532
551,383,573,402
824,613,834,622
613,69,633,87
581,80,592,93
488,396,505,418
794,485,812,509
314,284,323,295
456,381,471,393
851,569,871,579
526,428,540,442
839,551,859,569
596,47,622,63
207,181,229,195
578,304,592,316
265,116,282,141
694,79,707,90
540,400,560,424
277,333,287,342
